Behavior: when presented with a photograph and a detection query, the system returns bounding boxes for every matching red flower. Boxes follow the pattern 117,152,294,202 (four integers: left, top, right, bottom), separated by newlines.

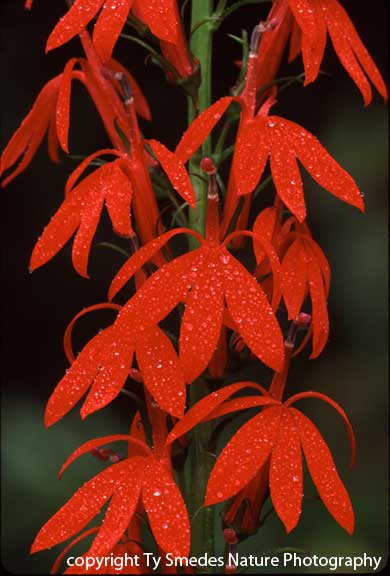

0,56,149,187
31,435,190,559
43,0,194,77
108,195,284,381
232,92,365,222
289,0,388,106
29,142,194,277
45,301,186,425
167,382,355,534
253,212,330,357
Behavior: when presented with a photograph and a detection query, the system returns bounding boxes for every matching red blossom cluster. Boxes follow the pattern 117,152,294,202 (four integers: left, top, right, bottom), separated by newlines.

1,0,387,572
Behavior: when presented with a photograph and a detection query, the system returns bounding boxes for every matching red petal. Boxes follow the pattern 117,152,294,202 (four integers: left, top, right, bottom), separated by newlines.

136,324,185,418
109,228,199,301
137,0,179,44
46,0,105,53
179,251,224,382
299,0,327,85
142,459,190,557
288,18,302,63
80,323,135,418
88,459,145,555
72,193,105,278
93,0,134,62
29,190,83,273
281,238,308,319
47,111,61,163
56,59,79,153
252,206,277,265
222,254,284,372
31,460,129,553
288,0,318,46
305,246,329,357
233,116,270,196
175,97,233,164
270,408,302,533
291,408,354,534
104,160,134,237
284,118,365,212
44,327,115,427
166,382,269,445
1,77,60,183
269,120,306,221
205,406,282,505
59,435,149,478
147,139,195,207
302,234,330,295
322,0,387,105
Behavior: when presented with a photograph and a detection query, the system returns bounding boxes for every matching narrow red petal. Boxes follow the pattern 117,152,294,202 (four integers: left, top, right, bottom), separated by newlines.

147,139,195,207
29,191,83,273
293,0,327,85
93,0,134,62
56,59,79,153
284,118,365,212
142,459,190,557
80,323,135,418
281,238,308,318
44,327,115,427
166,382,268,445
136,324,186,418
292,408,354,534
175,97,233,164
269,119,306,221
104,160,134,237
137,0,179,44
270,408,302,533
288,0,318,46
179,251,224,382
223,254,284,372
46,0,105,53
88,459,145,556
305,246,329,357
322,0,387,104
288,18,302,63
233,116,270,196
205,406,282,505
252,206,277,265
31,460,129,553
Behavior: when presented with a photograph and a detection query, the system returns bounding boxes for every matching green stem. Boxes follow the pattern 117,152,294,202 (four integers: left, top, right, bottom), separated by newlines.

187,3,216,564
188,0,214,239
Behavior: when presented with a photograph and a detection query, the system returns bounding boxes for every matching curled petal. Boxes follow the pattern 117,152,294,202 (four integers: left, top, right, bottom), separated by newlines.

56,58,79,153
137,0,179,44
233,116,270,196
281,238,308,319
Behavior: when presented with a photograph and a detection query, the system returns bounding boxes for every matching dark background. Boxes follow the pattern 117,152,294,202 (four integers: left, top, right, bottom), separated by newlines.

1,0,388,573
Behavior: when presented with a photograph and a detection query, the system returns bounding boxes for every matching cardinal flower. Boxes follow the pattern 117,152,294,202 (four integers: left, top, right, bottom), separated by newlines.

109,180,284,381
29,139,194,277
42,0,194,78
45,299,187,426
31,434,190,559
167,382,355,534
252,211,330,357
0,54,149,187
231,92,365,222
